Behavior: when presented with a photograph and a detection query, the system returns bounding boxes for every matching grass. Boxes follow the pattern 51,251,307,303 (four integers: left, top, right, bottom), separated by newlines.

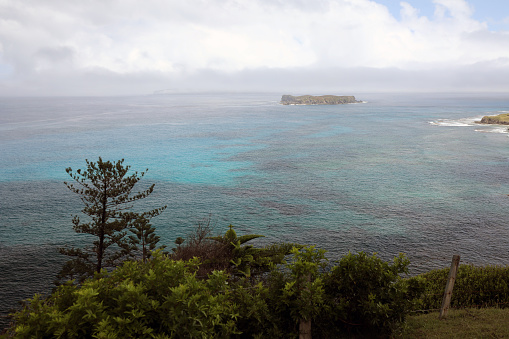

394,308,509,338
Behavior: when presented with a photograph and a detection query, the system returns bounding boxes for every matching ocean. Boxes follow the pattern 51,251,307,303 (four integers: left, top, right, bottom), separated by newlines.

1,92,509,327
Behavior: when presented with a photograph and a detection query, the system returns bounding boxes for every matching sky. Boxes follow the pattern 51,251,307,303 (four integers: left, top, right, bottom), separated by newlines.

1,0,509,96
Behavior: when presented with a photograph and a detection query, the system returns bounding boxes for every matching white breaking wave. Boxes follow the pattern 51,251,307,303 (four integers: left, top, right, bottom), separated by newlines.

475,126,509,134
428,116,484,127
429,115,509,135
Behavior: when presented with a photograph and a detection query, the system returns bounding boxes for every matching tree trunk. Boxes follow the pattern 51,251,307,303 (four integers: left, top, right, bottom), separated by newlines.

97,185,108,272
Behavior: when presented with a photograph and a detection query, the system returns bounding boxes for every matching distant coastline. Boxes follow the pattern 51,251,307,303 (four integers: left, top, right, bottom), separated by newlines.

281,95,361,105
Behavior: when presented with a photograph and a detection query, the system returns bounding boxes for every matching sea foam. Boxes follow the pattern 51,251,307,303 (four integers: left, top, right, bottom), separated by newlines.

429,116,484,127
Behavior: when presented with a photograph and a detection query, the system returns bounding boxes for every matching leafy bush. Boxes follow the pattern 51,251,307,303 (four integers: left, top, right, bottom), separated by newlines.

263,246,328,337
172,224,298,279
318,252,424,338
6,247,433,338
414,264,509,311
279,246,327,323
170,221,232,277
8,251,241,338
258,249,422,338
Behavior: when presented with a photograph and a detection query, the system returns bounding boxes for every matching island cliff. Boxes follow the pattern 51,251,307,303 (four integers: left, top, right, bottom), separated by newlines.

281,95,360,105
478,113,509,125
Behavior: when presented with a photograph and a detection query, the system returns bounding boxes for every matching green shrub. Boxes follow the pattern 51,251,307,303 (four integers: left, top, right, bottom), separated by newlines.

171,224,298,279
227,279,273,338
13,247,476,338
269,246,328,335
8,251,241,338
415,264,509,311
318,252,424,338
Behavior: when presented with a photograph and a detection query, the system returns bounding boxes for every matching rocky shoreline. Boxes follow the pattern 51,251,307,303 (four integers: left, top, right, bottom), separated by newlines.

281,95,361,105
478,113,509,125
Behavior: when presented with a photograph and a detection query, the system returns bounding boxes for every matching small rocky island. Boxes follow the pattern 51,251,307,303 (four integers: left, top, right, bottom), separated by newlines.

281,95,361,105
478,113,509,125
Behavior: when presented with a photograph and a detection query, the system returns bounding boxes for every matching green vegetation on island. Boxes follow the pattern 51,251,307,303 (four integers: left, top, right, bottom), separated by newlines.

281,94,360,105
479,113,509,125
4,158,509,338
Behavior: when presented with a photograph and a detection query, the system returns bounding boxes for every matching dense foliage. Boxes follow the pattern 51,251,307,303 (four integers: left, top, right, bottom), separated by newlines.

318,252,424,337
7,246,509,338
171,223,299,279
6,247,422,338
411,264,509,311
9,252,240,338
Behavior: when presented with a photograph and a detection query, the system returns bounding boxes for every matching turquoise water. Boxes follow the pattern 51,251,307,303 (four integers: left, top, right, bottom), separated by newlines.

2,92,509,325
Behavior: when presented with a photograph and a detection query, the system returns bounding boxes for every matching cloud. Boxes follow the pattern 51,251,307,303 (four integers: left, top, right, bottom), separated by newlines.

0,0,508,95
433,0,474,19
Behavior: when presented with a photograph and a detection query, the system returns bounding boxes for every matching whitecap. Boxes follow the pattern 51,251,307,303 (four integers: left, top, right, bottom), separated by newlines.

474,126,509,134
431,114,509,135
429,116,484,127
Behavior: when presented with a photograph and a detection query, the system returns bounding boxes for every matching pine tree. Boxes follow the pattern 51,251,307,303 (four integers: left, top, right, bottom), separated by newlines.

57,157,166,283
128,215,165,262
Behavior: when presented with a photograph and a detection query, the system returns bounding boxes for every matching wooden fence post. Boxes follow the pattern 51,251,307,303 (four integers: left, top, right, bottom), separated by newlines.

439,255,460,320
299,273,312,339
299,319,311,339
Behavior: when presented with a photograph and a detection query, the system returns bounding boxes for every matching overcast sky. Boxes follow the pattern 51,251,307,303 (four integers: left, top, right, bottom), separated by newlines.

1,0,509,96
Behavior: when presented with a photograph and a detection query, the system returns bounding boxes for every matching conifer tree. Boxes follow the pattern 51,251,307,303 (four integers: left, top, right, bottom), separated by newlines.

57,157,166,283
128,215,165,262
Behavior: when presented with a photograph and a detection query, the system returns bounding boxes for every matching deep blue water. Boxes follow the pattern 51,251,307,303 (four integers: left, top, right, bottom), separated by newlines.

2,92,509,327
